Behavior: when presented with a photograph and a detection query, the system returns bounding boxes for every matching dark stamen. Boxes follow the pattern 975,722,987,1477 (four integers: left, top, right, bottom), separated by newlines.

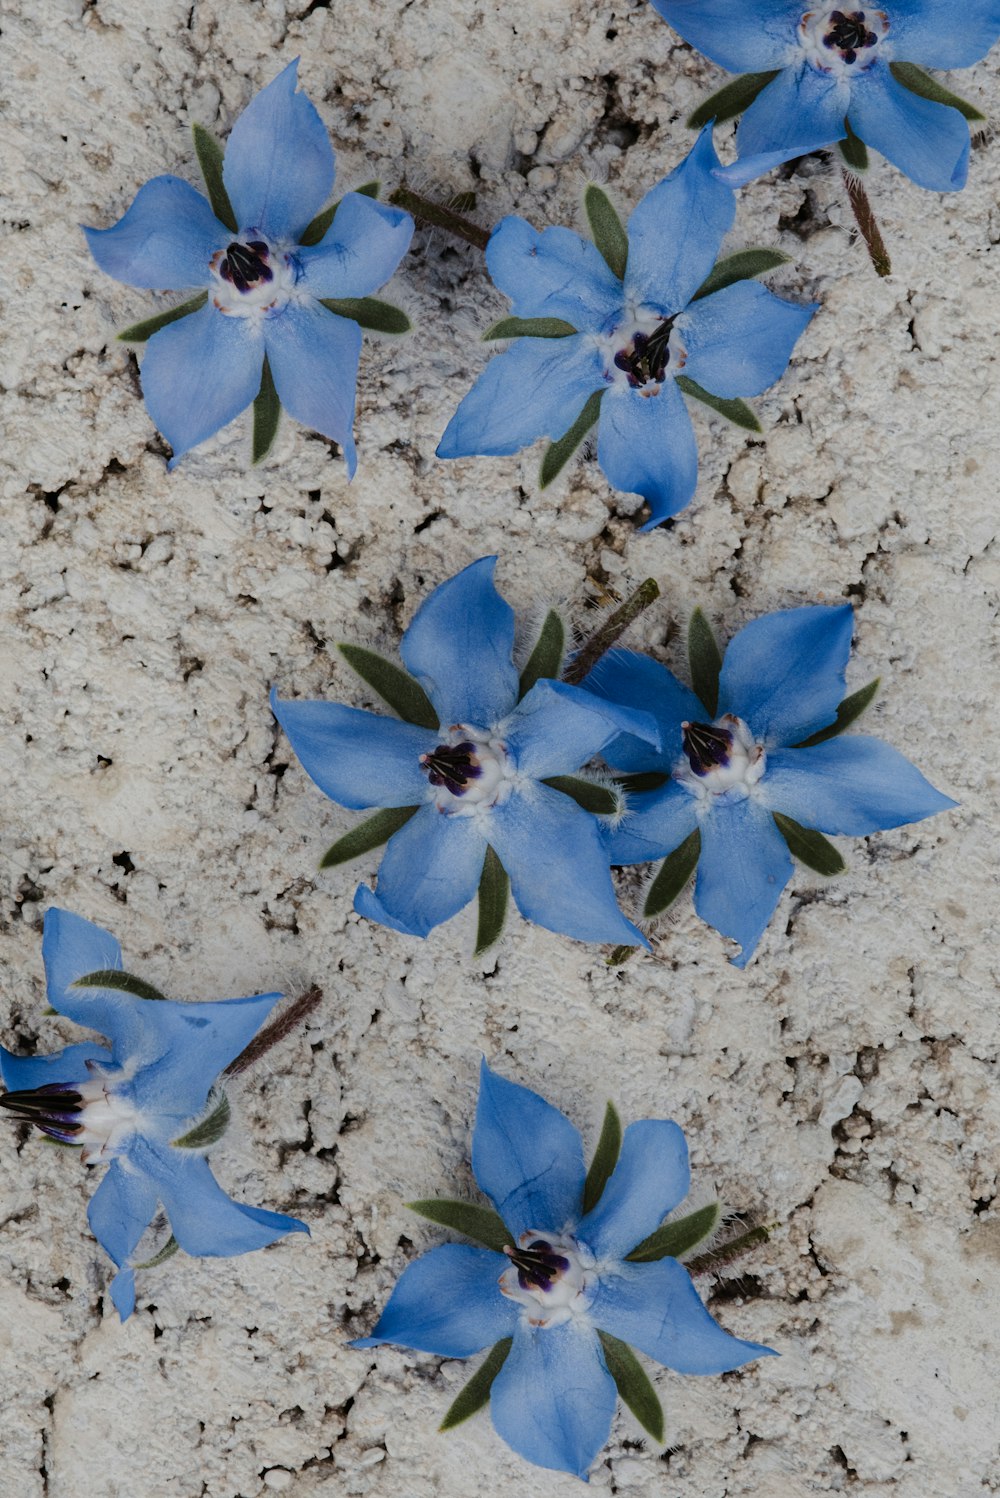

682,720,733,776
219,240,273,294
504,1239,570,1293
421,741,481,796
825,10,878,55
614,318,674,388
0,1083,85,1139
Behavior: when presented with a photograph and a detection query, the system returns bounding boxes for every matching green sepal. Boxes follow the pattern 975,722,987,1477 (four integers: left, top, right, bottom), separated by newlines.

627,1202,722,1263
796,679,880,747
117,292,208,344
642,828,701,919
687,70,781,129
518,610,566,698
172,1091,231,1149
583,184,629,280
320,806,419,869
773,813,846,876
475,846,509,957
676,376,761,433
337,644,439,729
71,969,169,1002
300,182,381,248
692,249,791,303
837,120,870,173
320,297,411,335
543,776,621,816
42,1135,82,1149
596,1331,665,1443
440,1338,512,1431
688,608,723,716
607,943,639,967
582,1101,623,1214
191,123,237,232
615,771,669,795
890,61,986,123
407,1199,510,1253
483,316,577,341
252,356,281,464
135,1235,180,1270
539,390,604,489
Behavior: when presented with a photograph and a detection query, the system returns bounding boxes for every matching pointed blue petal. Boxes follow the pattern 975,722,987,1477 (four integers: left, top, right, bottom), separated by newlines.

0,1040,112,1092
271,688,435,810
127,991,284,1122
140,302,262,466
761,739,957,834
473,1059,586,1238
717,604,855,746
694,796,793,967
490,1319,616,1480
712,143,829,187
577,1120,690,1260
887,0,1000,69
648,0,800,71
585,649,706,774
110,1268,137,1321
222,60,335,239
503,678,660,780
87,1158,159,1319
264,304,361,475
352,1243,517,1355
847,64,971,192
589,1258,775,1372
605,781,700,867
83,176,224,290
353,804,486,937
736,64,849,158
42,908,133,1046
299,193,414,298
399,557,520,728
486,215,623,332
597,381,699,528
678,281,817,399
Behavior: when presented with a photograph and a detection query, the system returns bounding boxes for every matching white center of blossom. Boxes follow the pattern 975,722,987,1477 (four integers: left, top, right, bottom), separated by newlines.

0,1066,143,1163
602,310,687,397
499,1233,596,1328
73,1076,144,1163
209,232,298,316
675,713,767,798
420,727,513,815
798,7,889,75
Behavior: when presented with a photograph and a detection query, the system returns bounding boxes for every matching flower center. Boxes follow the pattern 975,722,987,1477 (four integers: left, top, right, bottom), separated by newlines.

210,233,297,316
0,1069,142,1163
676,713,767,797
420,727,512,814
499,1233,596,1328
605,311,686,397
799,7,889,74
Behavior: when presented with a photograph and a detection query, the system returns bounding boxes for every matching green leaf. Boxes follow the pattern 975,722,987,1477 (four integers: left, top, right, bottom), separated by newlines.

890,61,986,123
582,1102,622,1214
688,608,722,717
440,1338,512,1431
837,120,870,173
518,610,566,698
542,776,621,816
252,356,281,464
135,1234,180,1270
320,806,419,869
796,679,880,747
773,813,846,876
475,846,509,957
191,123,237,232
615,770,669,795
692,249,791,302
627,1202,722,1263
676,376,761,432
607,943,639,967
482,316,577,341
687,70,781,129
300,183,381,248
320,297,411,334
337,644,439,729
597,1332,664,1443
117,292,208,343
642,828,701,919
408,1199,511,1253
71,969,169,1002
172,1091,231,1149
539,390,605,489
584,184,629,280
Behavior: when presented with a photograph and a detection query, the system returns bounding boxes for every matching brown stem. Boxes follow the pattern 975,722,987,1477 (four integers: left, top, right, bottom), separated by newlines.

686,1223,771,1277
224,985,323,1079
842,170,892,278
388,186,490,251
562,579,661,686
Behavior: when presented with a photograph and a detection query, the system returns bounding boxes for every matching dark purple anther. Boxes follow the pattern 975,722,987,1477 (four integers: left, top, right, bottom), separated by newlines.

504,1239,571,1293
421,741,482,796
0,1082,85,1142
682,720,734,777
824,9,878,58
219,240,274,294
615,319,674,388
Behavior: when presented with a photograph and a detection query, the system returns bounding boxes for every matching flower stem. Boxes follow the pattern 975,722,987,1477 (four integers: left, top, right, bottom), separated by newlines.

842,170,891,278
686,1222,772,1277
387,186,490,251
563,579,661,686
224,985,323,1079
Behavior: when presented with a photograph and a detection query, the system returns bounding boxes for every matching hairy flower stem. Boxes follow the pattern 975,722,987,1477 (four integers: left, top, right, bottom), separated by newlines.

224,985,323,1079
562,579,661,687
842,170,892,278
387,186,490,251
686,1223,772,1277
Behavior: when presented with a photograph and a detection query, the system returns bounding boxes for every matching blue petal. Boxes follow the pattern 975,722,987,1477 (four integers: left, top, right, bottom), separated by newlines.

589,1258,775,1372
436,335,606,460
298,192,414,298
736,64,849,158
577,1120,690,1260
694,796,793,967
488,785,648,947
502,678,660,780
887,0,1000,69
605,781,700,867
717,604,855,746
597,381,699,528
399,557,520,729
264,304,362,476
678,281,817,398
472,1059,586,1238
83,176,224,290
42,908,131,1045
271,688,435,810
761,738,957,834
712,144,830,187
140,303,263,466
353,803,486,937
847,63,971,192
624,127,736,315
485,215,623,332
490,1320,617,1480
352,1243,517,1355
222,60,335,239
110,1269,137,1321
0,1040,112,1092
87,1158,159,1320
647,0,801,71
585,650,705,774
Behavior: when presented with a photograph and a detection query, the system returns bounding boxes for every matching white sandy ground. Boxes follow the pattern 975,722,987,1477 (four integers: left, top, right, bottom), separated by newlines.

1,0,999,1494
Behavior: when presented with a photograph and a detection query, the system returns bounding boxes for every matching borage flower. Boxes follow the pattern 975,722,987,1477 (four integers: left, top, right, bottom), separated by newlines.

84,60,413,468
438,128,817,528
354,1060,772,1480
0,909,307,1320
586,603,956,966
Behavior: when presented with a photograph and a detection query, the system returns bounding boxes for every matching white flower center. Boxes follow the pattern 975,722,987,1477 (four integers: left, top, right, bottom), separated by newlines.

675,714,767,799
799,7,889,75
421,727,513,815
0,1066,144,1163
601,309,687,397
209,233,298,316
499,1233,596,1329
74,1077,144,1163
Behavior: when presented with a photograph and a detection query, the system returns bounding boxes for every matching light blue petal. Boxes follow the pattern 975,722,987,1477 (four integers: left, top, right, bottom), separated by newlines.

436,335,606,460
488,785,648,947
352,1243,517,1355
87,1158,159,1320
222,59,335,239
472,1059,586,1238
847,64,971,192
353,803,486,937
502,678,660,780
490,1319,616,1480
485,215,623,332
110,1269,137,1321
761,738,957,835
298,193,414,298
597,381,699,529
0,1040,112,1092
678,281,817,399
694,796,793,967
605,781,700,867
263,303,361,476
271,688,435,810
717,604,854,746
577,1120,690,1260
140,302,263,466
83,176,224,290
624,127,736,314
128,991,284,1123
399,557,520,729
712,143,830,186
42,908,132,1046
736,64,849,158
589,1258,775,1372
585,649,706,774
648,0,801,71
887,0,1000,69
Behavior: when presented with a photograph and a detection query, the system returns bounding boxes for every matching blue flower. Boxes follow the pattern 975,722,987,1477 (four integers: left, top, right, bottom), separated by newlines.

272,557,662,947
0,909,307,1320
354,1060,772,1480
650,1,1000,191
437,129,816,528
586,603,956,966
84,60,413,469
